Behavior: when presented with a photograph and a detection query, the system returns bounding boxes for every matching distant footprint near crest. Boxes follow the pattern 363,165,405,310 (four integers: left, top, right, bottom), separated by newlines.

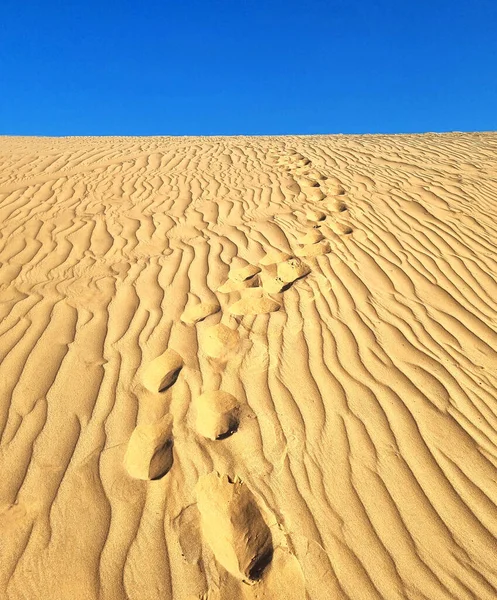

330,222,354,235
260,271,288,294
303,168,326,181
322,178,346,196
141,349,183,393
325,198,348,212
296,240,331,257
124,414,174,480
297,176,320,189
277,258,311,284
195,472,273,582
306,209,326,222
193,391,239,440
299,230,324,244
217,275,260,294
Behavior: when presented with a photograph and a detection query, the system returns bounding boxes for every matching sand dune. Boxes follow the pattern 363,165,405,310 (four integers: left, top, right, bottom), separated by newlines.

1,133,497,600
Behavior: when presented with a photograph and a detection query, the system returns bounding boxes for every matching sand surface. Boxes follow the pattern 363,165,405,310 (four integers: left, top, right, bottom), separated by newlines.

1,133,497,600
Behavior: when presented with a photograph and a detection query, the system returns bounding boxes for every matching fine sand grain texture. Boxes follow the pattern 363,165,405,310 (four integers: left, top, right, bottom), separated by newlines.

1,133,497,600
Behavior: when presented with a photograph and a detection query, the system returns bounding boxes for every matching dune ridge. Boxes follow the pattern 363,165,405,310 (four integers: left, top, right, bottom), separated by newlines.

1,133,497,599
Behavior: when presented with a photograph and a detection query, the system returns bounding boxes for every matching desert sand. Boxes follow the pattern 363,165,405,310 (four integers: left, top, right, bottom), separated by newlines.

0,133,496,600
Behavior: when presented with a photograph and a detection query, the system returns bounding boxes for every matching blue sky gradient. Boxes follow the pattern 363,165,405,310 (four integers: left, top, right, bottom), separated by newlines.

1,0,496,135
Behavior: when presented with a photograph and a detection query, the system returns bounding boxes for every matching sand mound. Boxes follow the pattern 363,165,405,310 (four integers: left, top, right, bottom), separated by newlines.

321,177,346,196
329,221,353,235
325,198,347,212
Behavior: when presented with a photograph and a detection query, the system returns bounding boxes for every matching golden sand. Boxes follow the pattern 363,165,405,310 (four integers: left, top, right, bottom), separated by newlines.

1,133,497,600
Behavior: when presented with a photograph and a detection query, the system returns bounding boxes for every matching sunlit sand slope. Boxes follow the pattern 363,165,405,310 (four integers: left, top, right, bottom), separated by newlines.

1,133,497,600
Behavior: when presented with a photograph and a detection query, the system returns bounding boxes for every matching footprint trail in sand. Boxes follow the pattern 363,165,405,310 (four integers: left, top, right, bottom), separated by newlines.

1,133,497,600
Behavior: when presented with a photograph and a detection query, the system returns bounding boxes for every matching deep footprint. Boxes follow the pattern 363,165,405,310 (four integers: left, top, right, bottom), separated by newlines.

142,349,183,393
277,257,311,283
195,472,273,582
193,390,239,440
124,414,174,480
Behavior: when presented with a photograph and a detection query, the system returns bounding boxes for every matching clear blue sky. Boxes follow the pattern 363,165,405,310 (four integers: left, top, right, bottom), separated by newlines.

1,0,496,135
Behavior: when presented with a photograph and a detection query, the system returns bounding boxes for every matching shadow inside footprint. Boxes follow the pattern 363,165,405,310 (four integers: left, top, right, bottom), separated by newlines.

194,391,240,440
195,472,274,582
216,422,239,440
158,368,181,392
142,349,184,393
150,439,174,480
248,546,274,581
124,414,174,480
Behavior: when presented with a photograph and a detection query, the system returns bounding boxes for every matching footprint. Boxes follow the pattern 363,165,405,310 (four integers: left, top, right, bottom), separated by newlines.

296,240,331,257
124,414,174,480
322,178,346,196
296,176,320,188
278,152,311,168
293,156,312,167
299,230,324,244
142,349,183,393
281,176,301,194
181,302,220,325
0,502,31,529
195,472,273,582
325,198,348,212
277,258,311,283
200,323,240,359
217,275,260,294
305,187,325,201
330,222,353,235
306,209,326,222
260,271,288,294
229,295,281,316
228,264,261,283
304,168,326,181
193,391,239,440
260,249,292,266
